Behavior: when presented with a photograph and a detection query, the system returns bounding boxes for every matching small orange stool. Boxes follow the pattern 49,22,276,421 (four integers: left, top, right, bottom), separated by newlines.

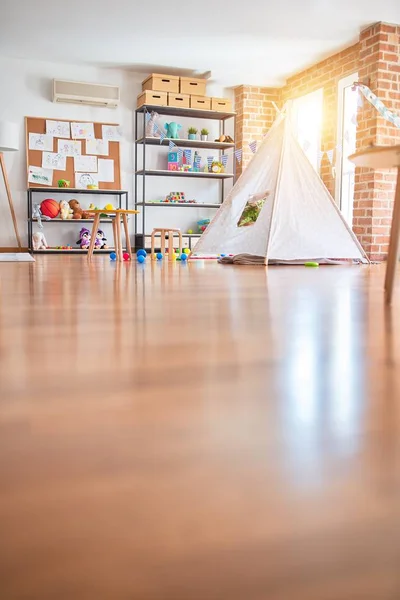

151,228,183,261
87,209,139,262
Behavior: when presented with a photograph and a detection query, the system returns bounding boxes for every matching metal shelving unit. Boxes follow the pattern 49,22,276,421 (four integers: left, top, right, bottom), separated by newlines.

134,104,236,251
27,187,128,254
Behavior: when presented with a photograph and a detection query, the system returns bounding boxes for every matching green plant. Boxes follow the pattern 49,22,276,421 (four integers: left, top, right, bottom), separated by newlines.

188,127,198,135
200,128,209,135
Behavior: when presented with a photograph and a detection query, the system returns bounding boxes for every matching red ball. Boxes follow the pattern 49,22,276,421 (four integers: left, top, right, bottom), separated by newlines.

123,252,130,261
41,198,60,219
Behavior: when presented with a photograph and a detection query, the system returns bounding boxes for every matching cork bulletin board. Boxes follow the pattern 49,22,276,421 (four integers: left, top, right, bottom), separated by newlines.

25,116,121,190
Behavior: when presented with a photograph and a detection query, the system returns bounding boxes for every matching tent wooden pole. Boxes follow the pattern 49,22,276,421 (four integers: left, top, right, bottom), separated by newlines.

384,169,400,304
0,153,22,250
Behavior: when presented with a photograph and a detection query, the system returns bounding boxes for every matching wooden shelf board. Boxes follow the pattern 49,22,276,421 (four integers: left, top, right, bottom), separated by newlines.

135,169,234,180
136,105,236,121
136,202,221,209
136,137,235,150
31,218,115,223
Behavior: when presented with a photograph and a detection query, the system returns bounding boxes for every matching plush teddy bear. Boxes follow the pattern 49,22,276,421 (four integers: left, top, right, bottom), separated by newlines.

32,231,48,250
69,199,92,220
164,122,182,139
60,199,73,220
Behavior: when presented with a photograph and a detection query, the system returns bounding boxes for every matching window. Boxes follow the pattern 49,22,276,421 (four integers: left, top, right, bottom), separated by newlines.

291,88,324,171
335,73,358,225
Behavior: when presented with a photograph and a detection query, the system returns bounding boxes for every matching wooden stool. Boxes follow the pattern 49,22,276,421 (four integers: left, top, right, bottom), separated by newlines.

350,145,400,304
87,209,139,262
151,228,183,261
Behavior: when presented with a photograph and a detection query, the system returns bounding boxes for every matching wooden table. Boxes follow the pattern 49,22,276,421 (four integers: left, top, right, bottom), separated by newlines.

349,145,400,304
87,209,139,262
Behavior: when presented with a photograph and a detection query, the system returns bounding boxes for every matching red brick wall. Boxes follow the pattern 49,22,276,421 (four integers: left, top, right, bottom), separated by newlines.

353,23,400,260
234,22,400,261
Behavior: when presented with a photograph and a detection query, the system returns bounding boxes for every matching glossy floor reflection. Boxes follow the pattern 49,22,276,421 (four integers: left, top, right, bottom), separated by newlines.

0,257,399,599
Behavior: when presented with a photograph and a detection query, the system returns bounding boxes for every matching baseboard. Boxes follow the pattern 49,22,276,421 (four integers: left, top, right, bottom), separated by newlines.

0,247,29,252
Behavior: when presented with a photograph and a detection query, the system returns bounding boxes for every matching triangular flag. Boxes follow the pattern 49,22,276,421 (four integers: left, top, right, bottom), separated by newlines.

235,149,242,164
336,143,342,154
317,150,325,171
344,130,350,143
207,156,214,171
183,149,192,164
221,155,228,169
351,113,357,125
326,149,334,164
177,148,183,161
249,140,257,154
145,112,151,124
159,131,166,143
169,140,176,151
302,140,311,152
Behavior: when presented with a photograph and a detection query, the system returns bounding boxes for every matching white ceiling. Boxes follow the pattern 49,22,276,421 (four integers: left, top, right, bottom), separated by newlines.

1,0,400,88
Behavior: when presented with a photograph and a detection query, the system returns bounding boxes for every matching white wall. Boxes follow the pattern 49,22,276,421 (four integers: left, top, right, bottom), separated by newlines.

0,55,233,248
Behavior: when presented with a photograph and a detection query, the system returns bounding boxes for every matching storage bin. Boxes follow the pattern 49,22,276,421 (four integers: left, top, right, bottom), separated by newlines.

142,73,179,93
168,93,190,109
180,77,207,96
211,97,233,112
137,90,168,108
190,96,211,110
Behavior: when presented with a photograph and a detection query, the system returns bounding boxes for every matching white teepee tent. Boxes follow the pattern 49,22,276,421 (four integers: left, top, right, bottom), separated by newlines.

194,110,368,264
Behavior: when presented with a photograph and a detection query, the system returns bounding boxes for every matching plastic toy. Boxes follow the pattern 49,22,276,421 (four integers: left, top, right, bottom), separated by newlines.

40,199,60,219
77,227,91,249
104,203,115,211
59,200,73,220
197,219,210,233
183,248,190,254
164,122,182,139
123,252,130,261
137,255,145,263
305,262,319,267
180,253,188,261
57,179,70,188
110,252,117,261
96,229,108,249
187,229,193,234
137,249,147,258
168,151,180,171
156,252,163,260
32,231,48,250
211,161,224,174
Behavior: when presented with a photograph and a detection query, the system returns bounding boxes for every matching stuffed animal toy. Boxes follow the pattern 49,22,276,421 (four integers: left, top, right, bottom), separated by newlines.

164,122,182,139
146,111,162,138
77,228,91,249
32,231,48,250
59,200,73,220
69,199,92,220
96,229,108,249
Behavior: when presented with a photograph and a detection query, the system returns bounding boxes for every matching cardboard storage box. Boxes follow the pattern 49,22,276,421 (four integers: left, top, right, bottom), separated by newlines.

137,90,168,108
168,93,190,109
180,77,207,96
211,97,233,112
142,73,179,93
190,96,211,110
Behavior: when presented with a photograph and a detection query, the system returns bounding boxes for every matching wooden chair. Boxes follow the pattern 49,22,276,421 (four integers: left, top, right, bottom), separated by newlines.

150,228,183,261
349,145,400,304
87,209,139,262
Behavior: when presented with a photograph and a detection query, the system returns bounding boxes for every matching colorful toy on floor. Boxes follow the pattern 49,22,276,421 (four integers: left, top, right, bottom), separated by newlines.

110,252,117,261
157,252,163,260
40,198,60,219
137,254,145,263
123,252,130,261
77,227,91,249
165,122,182,139
183,248,190,254
137,249,147,258
180,253,188,261
32,231,48,250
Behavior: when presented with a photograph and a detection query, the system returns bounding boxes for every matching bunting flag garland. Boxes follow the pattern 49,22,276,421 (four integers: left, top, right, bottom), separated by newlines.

351,113,357,126
317,150,325,171
344,130,350,143
184,149,192,164
207,156,213,171
177,148,183,161
194,155,201,169
145,112,151,124
249,140,257,154
221,154,228,169
152,123,160,136
356,83,400,128
326,149,334,165
159,131,166,143
169,140,176,151
336,142,342,154
235,149,242,164
302,140,311,152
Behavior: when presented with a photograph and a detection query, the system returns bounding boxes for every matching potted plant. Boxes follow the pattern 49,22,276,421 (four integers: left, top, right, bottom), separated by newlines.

188,127,198,140
200,128,209,141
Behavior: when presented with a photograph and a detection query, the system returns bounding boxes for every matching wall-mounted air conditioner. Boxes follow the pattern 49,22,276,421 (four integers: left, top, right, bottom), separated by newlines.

53,79,120,108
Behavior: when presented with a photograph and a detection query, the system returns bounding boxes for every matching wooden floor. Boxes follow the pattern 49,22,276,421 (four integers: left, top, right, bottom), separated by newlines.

1,256,400,599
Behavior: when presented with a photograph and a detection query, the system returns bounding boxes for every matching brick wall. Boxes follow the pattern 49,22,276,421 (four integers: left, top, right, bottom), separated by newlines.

234,21,400,260
353,23,400,260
